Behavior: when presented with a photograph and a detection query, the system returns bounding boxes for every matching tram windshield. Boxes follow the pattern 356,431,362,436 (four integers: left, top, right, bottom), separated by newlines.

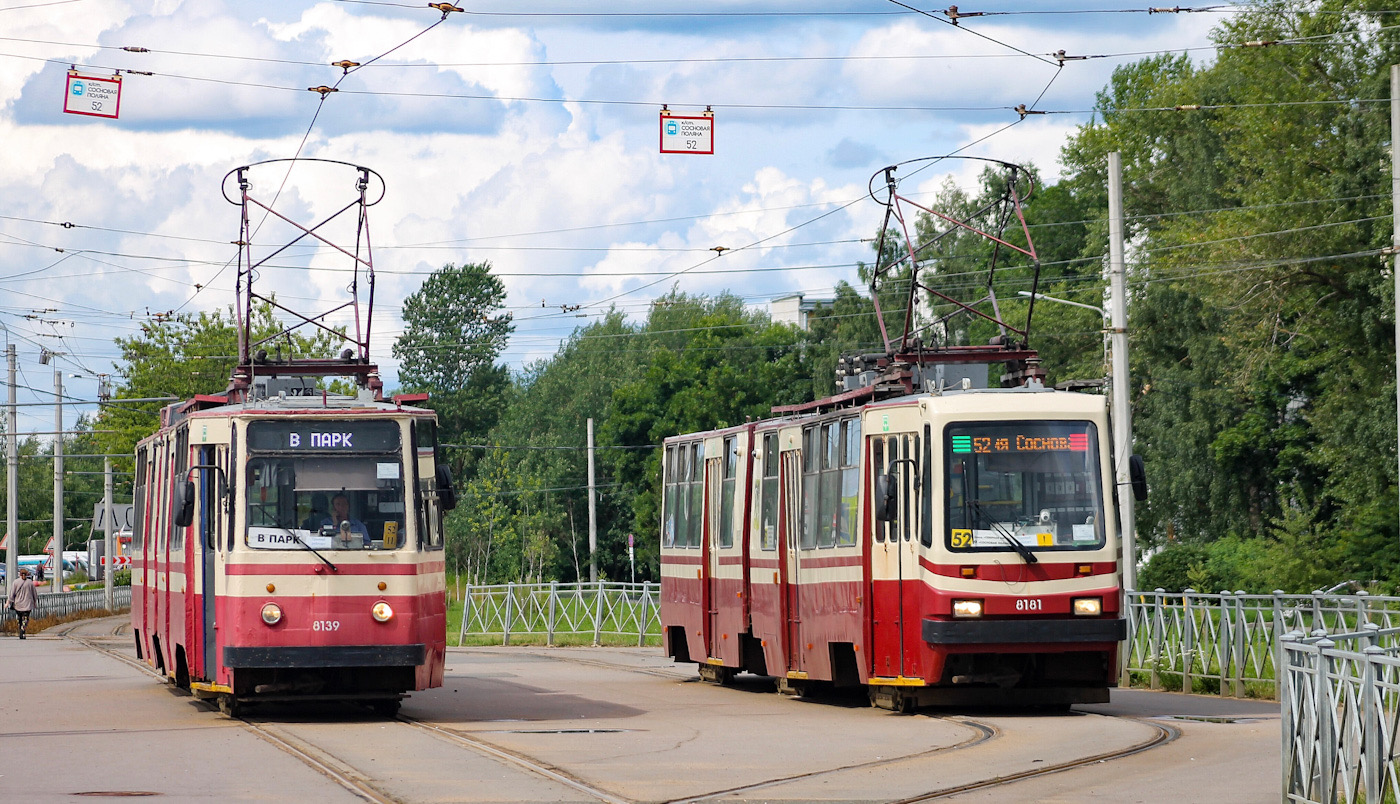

945,420,1105,554
243,420,408,551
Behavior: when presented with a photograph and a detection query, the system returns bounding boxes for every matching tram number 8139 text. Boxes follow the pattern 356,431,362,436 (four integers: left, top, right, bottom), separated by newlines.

312,620,341,632
1015,599,1043,612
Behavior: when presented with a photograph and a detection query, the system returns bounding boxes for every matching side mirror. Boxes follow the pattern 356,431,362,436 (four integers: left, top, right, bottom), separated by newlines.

173,478,196,528
436,465,458,511
874,473,898,522
1129,454,1148,502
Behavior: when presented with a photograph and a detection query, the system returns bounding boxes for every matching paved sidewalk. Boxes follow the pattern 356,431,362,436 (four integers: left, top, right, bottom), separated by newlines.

0,625,360,802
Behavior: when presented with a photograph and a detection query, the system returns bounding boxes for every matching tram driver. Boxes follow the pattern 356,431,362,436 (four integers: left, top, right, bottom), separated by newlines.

322,492,370,548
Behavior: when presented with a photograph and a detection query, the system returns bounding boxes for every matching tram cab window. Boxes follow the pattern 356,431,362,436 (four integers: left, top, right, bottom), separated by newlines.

945,420,1105,553
244,455,408,551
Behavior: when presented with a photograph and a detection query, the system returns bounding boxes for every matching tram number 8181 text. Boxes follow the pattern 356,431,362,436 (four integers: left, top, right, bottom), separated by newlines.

1015,599,1043,612
312,620,341,632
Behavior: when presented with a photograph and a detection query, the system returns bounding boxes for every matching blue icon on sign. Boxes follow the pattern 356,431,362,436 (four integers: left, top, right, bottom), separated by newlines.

666,121,678,135
71,81,86,96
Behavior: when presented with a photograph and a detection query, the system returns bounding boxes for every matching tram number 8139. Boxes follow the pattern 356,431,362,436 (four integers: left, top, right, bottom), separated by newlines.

312,620,342,632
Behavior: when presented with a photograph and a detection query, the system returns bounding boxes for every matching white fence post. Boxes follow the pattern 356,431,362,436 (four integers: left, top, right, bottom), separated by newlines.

592,580,604,647
638,581,650,647
503,582,514,647
547,581,558,647
1314,637,1336,804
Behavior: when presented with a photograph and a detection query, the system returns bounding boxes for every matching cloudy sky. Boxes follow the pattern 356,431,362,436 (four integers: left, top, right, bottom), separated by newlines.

0,0,1222,433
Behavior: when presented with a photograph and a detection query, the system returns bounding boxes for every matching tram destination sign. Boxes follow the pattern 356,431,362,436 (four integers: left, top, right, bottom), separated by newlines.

951,429,1090,454
246,420,400,452
660,110,714,154
64,71,122,119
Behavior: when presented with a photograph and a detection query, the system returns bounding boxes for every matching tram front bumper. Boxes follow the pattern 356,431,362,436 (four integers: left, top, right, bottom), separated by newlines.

224,644,427,668
922,617,1126,645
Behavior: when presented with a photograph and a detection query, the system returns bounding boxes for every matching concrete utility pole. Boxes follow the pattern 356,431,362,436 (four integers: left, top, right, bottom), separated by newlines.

104,458,114,611
587,418,597,583
1108,152,1137,593
1391,65,1400,546
52,365,63,594
5,344,16,590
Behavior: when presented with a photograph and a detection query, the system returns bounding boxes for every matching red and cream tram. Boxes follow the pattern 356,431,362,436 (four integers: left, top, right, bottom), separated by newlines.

131,378,454,715
660,156,1152,710
659,373,1141,710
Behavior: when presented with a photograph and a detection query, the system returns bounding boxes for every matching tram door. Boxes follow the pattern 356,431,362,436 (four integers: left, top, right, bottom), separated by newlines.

703,449,722,657
703,434,742,663
197,445,218,678
779,445,803,674
870,431,918,678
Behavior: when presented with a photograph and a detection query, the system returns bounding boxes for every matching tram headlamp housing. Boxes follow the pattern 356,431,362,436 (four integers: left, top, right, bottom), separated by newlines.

951,599,983,619
260,602,283,625
1072,597,1103,617
371,601,394,623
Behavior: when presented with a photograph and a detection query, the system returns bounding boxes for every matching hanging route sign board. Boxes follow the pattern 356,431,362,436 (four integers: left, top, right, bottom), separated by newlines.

64,71,122,119
660,110,713,154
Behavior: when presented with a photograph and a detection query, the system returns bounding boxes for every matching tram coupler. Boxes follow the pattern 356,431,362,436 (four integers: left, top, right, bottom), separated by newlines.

698,662,734,685
869,685,920,713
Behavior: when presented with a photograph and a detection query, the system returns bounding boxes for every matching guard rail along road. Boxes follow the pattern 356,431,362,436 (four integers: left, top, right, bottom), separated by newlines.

0,585,131,629
456,581,661,647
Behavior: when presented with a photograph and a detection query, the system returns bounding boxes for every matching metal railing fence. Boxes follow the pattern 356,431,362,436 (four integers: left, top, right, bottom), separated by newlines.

1281,625,1400,804
456,581,660,647
1,586,131,630
1124,589,1400,698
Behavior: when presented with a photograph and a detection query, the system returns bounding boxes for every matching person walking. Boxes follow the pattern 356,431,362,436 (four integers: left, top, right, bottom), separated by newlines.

7,568,37,639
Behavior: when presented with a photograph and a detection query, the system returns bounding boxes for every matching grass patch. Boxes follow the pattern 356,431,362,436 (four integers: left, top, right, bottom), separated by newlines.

1,606,129,636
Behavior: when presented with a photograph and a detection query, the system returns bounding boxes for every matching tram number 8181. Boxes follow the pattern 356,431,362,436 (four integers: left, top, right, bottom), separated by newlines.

1014,599,1043,612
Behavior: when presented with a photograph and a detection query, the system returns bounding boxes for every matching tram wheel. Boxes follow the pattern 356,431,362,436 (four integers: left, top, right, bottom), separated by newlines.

371,699,402,717
217,694,241,718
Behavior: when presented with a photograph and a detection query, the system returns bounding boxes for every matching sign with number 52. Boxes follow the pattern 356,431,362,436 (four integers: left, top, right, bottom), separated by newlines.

660,110,713,155
64,71,122,119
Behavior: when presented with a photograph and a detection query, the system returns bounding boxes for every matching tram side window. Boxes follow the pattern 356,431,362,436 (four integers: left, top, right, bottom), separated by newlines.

872,437,886,542
838,419,860,547
169,429,188,552
921,424,934,547
415,418,444,551
759,432,779,551
800,426,819,549
718,436,737,549
663,446,678,548
801,418,860,549
133,447,148,550
687,442,704,548
872,434,916,542
902,434,916,542
663,442,704,549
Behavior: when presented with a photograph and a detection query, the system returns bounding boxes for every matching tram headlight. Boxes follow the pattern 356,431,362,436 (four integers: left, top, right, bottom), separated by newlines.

951,599,983,619
1072,597,1103,617
371,601,394,623
260,602,283,626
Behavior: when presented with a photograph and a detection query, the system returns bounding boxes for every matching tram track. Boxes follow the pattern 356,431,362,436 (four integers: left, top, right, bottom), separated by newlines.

889,716,1180,802
63,627,1181,803
62,625,632,804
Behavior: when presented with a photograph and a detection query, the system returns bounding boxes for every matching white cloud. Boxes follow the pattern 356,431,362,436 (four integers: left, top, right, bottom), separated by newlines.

0,0,1227,404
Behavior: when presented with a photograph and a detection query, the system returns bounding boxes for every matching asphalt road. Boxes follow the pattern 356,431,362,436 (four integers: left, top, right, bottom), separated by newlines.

0,618,1279,803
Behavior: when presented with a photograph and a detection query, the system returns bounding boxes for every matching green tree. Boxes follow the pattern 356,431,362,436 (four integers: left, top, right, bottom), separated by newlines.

95,301,343,461
603,291,818,580
1053,0,1400,588
392,262,513,479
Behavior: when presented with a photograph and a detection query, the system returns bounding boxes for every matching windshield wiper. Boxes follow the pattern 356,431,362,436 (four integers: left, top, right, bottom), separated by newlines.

280,527,338,572
968,500,1038,564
